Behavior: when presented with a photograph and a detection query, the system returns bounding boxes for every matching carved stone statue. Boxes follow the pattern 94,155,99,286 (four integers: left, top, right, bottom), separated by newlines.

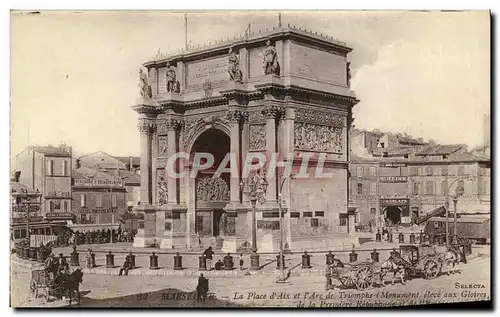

202,79,213,98
139,68,152,98
166,63,180,93
228,47,243,83
262,40,280,76
346,62,351,86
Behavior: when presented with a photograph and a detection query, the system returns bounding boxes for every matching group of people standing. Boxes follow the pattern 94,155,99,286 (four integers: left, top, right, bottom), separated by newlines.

44,253,70,279
73,228,136,245
202,247,245,271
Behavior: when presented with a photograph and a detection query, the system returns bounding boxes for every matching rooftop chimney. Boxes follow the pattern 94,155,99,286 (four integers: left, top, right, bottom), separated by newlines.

75,159,81,169
129,156,133,171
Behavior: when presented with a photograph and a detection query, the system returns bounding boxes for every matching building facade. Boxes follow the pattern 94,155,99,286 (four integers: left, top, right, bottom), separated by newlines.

132,26,359,251
77,151,141,210
350,131,491,229
15,145,73,218
71,166,127,231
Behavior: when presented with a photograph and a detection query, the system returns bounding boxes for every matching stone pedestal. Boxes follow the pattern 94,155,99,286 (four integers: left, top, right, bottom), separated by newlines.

133,205,157,248
159,206,198,249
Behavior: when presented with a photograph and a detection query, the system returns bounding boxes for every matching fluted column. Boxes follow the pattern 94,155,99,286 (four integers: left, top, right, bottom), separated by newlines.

138,120,155,205
261,106,284,203
166,119,180,206
226,110,246,205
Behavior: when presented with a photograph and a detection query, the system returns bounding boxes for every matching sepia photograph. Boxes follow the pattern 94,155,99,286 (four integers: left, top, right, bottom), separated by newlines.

8,9,491,308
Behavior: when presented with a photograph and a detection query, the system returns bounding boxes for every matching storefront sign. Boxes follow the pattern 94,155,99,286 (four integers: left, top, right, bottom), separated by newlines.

380,198,409,206
380,163,407,167
74,179,124,188
77,207,119,213
11,216,44,224
379,176,408,183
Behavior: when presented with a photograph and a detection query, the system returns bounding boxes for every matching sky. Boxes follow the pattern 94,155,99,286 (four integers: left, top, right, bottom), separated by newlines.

10,10,490,163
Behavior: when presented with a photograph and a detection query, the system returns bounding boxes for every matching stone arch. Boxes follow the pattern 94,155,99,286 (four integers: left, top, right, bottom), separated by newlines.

185,120,231,156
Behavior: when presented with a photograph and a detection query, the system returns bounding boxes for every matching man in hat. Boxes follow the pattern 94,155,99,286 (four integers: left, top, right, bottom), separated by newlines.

44,253,58,279
58,253,69,274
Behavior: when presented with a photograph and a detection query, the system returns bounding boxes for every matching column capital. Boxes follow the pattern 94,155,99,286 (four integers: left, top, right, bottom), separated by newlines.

226,110,249,123
165,118,184,131
137,121,156,134
261,105,285,120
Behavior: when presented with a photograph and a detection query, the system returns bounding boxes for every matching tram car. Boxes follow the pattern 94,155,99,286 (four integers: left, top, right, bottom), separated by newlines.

424,216,490,245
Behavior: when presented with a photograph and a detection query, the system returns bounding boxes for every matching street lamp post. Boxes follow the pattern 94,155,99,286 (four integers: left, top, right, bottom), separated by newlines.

445,177,468,245
240,169,267,269
452,196,458,237
276,174,294,283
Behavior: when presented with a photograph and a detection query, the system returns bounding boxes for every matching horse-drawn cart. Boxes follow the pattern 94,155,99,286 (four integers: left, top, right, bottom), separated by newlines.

326,260,378,290
29,269,63,302
325,245,444,291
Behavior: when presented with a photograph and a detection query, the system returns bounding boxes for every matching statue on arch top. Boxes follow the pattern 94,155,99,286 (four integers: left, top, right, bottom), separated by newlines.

166,62,180,93
262,40,280,76
228,47,243,83
139,68,152,99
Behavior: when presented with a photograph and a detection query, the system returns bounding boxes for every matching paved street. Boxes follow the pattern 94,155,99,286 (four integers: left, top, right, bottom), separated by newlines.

11,245,490,308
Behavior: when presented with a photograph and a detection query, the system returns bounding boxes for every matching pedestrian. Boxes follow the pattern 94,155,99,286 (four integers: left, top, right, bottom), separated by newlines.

197,232,201,247
238,253,244,270
86,248,93,269
58,253,69,274
204,246,214,271
196,273,209,302
118,257,131,276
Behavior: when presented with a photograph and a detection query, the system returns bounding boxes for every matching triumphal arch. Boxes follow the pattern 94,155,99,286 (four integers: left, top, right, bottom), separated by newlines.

132,26,359,252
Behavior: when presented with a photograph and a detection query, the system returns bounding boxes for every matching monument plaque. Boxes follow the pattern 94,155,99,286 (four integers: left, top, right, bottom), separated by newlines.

187,56,229,87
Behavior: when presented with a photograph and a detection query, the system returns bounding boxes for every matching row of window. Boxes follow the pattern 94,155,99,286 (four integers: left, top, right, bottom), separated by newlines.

355,166,378,177
356,183,377,195
356,179,488,196
48,200,70,212
80,194,118,208
46,160,69,176
354,165,471,178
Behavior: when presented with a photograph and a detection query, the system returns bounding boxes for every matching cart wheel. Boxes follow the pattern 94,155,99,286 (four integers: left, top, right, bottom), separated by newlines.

423,258,440,279
339,276,353,287
354,266,374,290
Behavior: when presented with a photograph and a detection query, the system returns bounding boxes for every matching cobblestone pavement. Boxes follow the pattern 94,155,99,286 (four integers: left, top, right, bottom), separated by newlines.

11,245,490,308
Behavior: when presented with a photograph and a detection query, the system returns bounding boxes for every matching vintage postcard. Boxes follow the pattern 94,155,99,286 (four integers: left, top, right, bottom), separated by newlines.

9,10,491,308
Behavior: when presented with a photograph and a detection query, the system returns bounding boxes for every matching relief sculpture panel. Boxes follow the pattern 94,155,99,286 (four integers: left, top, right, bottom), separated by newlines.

196,176,230,202
158,136,168,157
294,122,343,153
157,168,168,206
249,125,266,151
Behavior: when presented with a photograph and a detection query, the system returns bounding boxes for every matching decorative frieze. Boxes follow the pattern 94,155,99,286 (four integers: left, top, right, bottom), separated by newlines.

294,122,343,153
249,125,266,151
158,136,168,157
157,168,168,206
196,176,230,202
182,115,229,148
295,109,345,127
248,110,266,124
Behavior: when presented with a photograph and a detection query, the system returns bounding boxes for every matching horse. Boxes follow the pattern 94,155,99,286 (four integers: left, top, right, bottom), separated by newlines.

439,245,465,275
378,252,411,286
53,268,84,306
